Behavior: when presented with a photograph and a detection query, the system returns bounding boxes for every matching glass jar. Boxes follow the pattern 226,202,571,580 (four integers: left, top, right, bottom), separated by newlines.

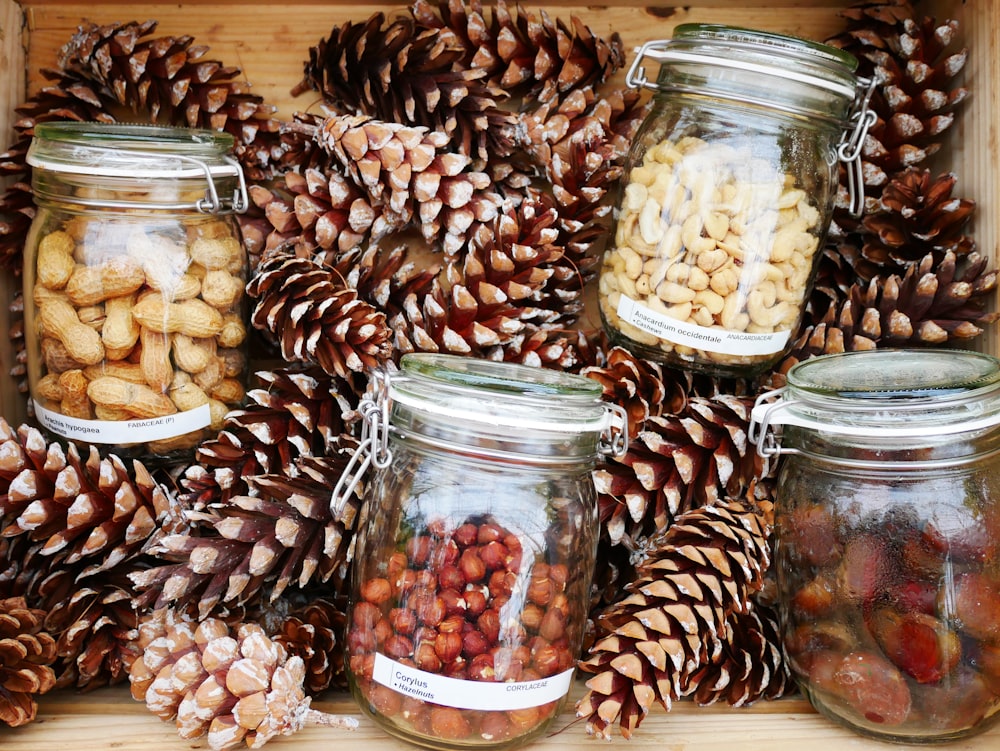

23,122,250,461
599,24,875,377
750,349,1000,742
340,353,627,750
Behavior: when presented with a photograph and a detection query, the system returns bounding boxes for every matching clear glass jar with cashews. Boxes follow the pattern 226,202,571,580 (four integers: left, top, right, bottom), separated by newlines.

23,122,251,461
336,353,627,750
750,349,1000,742
599,24,875,377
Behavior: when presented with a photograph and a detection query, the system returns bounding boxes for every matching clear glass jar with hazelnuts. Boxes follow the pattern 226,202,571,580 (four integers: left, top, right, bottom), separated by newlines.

338,354,626,750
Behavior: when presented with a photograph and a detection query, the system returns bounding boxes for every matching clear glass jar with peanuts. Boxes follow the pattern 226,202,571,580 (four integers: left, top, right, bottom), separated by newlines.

339,354,627,750
23,122,250,460
599,24,873,377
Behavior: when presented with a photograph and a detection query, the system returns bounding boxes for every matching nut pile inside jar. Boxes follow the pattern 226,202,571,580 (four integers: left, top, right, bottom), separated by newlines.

348,514,583,745
599,135,822,370
30,216,247,456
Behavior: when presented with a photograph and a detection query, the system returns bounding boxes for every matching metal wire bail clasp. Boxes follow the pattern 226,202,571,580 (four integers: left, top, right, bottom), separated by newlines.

749,387,802,459
625,40,671,91
599,402,630,458
838,75,878,219
330,370,393,516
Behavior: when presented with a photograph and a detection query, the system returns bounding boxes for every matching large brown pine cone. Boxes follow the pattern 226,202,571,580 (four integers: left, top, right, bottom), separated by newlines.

576,498,773,739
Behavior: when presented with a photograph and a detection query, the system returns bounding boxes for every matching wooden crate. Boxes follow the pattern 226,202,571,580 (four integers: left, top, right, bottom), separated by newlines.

2,1,1000,749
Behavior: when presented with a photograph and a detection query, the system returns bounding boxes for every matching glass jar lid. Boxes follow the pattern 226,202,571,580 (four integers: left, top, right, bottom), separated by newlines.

751,350,1000,451
27,122,247,214
627,23,861,112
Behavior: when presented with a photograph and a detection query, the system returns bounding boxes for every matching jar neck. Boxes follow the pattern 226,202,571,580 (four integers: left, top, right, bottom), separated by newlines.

389,404,602,468
31,168,244,215
783,424,1000,469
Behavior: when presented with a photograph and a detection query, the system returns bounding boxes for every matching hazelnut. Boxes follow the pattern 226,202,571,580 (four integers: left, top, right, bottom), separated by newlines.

454,523,479,548
462,629,490,658
465,588,488,617
459,548,487,583
414,642,443,673
430,707,472,740
390,607,418,635
477,522,504,544
439,565,466,592
480,540,509,571
468,652,495,681
539,607,567,642
477,609,501,643
360,577,392,605
405,535,433,567
383,634,414,659
434,631,463,663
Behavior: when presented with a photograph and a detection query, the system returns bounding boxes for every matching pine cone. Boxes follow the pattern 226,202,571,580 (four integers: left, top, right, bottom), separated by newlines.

845,168,975,281
128,616,358,749
575,498,772,739
248,252,394,379
293,11,518,163
593,395,768,550
311,114,504,256
272,596,347,695
131,453,361,619
0,597,58,727
827,1,968,191
40,572,142,690
411,0,626,106
775,249,999,384
685,600,790,706
194,366,357,484
0,420,183,574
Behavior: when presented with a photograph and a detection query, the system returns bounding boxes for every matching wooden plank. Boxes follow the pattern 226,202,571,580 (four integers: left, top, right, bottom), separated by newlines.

20,3,848,120
3,685,1000,751
0,0,27,426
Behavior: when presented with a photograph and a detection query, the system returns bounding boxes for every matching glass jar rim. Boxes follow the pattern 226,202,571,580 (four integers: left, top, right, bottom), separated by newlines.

27,122,240,180
753,349,1000,441
643,23,860,105
388,353,612,435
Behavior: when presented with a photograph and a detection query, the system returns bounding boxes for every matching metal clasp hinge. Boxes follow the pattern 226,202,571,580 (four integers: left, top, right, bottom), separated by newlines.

599,402,629,458
330,370,393,516
838,75,878,219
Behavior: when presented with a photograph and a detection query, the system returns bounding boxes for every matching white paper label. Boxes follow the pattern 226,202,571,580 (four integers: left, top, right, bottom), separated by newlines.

617,295,791,356
372,653,575,711
33,400,211,444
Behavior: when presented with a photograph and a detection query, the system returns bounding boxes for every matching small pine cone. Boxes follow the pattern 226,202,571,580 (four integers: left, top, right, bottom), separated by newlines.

594,395,768,549
685,600,790,707
0,597,58,727
248,252,394,379
840,168,975,282
293,12,517,163
272,596,347,695
411,0,626,106
128,617,357,750
132,451,361,619
42,574,141,690
576,498,772,739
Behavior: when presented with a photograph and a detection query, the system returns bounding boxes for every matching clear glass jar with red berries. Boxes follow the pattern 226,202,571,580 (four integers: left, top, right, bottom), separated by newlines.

751,349,1000,743
340,353,627,750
